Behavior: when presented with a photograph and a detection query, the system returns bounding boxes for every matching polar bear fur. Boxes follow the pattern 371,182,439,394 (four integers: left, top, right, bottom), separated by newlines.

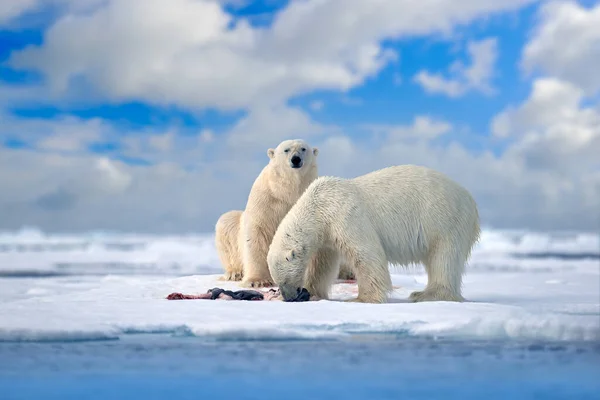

215,210,244,281
267,164,481,303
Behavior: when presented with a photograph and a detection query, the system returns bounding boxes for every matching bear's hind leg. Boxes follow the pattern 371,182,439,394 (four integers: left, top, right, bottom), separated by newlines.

215,210,244,281
409,241,465,302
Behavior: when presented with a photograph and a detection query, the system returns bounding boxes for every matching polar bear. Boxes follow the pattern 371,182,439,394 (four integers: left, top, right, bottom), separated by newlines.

216,139,323,288
215,139,356,287
266,164,481,303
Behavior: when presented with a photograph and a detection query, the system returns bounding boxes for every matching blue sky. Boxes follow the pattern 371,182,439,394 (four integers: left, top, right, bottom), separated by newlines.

0,0,598,233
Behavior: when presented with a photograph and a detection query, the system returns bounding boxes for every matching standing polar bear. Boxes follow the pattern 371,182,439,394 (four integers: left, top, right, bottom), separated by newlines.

267,165,481,303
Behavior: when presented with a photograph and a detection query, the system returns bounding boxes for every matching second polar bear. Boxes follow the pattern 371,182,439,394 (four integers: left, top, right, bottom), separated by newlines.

215,139,318,288
267,165,481,303
215,139,355,287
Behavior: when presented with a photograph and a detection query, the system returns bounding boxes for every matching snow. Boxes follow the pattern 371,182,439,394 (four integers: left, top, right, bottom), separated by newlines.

0,227,598,343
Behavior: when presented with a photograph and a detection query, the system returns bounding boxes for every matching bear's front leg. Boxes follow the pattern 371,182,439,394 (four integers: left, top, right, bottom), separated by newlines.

304,247,340,300
345,246,392,304
240,225,275,288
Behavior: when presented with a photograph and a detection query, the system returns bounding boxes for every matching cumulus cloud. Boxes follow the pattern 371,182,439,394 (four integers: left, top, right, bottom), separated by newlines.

7,0,534,111
492,78,600,176
0,134,241,233
522,0,600,96
0,0,38,25
1,114,110,153
224,104,335,151
414,37,498,97
363,116,453,142
0,0,107,27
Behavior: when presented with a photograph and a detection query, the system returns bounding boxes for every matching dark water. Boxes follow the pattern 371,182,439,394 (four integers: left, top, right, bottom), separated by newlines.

1,335,599,400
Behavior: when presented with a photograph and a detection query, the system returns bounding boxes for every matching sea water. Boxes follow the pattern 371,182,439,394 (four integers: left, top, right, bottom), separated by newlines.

1,335,599,400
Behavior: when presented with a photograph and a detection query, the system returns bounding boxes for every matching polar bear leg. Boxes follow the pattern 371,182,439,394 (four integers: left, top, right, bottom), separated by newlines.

345,243,392,304
240,220,275,288
304,246,341,300
409,240,465,302
215,210,244,281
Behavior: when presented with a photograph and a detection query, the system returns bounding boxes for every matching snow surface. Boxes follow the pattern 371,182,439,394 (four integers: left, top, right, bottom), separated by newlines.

0,227,598,343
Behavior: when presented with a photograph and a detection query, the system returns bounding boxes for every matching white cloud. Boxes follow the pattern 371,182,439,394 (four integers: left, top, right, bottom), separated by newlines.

0,147,216,231
0,0,107,27
492,78,600,176
147,131,175,153
522,0,600,96
413,73,464,97
37,122,104,152
414,37,498,97
363,116,452,142
1,114,109,153
7,0,534,111
224,104,337,151
95,157,133,193
487,77,600,227
0,0,38,25
199,129,215,143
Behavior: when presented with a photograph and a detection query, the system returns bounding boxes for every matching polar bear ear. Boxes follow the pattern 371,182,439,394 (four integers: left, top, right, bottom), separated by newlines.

285,249,296,262
267,148,275,159
312,147,319,157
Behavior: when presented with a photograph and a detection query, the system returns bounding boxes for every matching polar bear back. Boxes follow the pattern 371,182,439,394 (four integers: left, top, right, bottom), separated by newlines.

301,164,480,265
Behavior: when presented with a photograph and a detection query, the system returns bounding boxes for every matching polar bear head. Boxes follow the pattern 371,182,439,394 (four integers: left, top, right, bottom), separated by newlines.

267,139,318,173
267,243,310,301
267,219,315,301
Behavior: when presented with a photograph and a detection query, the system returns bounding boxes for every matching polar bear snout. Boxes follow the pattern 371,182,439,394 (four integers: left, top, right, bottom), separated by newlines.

290,154,303,168
279,283,301,301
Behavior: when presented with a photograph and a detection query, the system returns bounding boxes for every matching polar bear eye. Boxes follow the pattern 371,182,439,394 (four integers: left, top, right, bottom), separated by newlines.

284,149,290,153
301,148,306,152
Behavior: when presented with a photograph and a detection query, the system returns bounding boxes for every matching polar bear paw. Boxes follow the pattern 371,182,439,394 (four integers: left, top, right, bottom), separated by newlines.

344,295,385,304
219,271,244,281
408,288,464,303
240,277,275,288
344,297,365,303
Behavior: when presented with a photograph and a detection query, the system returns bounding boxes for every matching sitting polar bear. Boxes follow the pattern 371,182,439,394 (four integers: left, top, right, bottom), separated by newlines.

215,139,355,288
266,164,481,303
